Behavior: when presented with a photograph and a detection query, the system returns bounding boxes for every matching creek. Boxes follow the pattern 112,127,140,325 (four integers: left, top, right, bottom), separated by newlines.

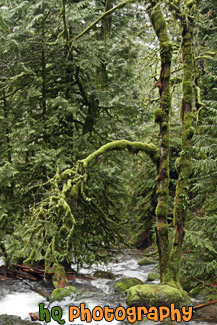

0,252,212,325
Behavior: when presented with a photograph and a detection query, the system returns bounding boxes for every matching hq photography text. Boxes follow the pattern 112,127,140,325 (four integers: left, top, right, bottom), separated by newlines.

39,302,193,324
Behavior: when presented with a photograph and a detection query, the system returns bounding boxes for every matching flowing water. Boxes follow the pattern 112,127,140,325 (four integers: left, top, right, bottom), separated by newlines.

0,252,213,325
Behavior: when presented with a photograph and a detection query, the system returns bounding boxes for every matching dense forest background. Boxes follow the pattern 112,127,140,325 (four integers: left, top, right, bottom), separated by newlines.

0,0,216,288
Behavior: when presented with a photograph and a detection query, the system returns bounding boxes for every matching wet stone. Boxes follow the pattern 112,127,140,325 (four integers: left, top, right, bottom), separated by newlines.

0,314,39,325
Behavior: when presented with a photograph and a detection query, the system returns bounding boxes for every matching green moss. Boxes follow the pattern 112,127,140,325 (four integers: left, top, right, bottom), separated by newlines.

162,93,171,112
198,151,207,159
126,284,190,308
161,122,168,129
186,0,195,8
156,222,168,236
138,257,156,266
186,127,195,139
80,140,159,166
147,273,160,282
94,270,115,279
70,183,79,198
150,4,170,45
114,277,144,293
162,132,169,144
156,187,169,196
175,157,181,173
154,109,164,123
184,113,192,127
156,201,168,219
50,286,81,303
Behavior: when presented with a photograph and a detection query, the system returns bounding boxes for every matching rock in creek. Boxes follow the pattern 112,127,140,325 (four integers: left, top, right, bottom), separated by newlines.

0,314,40,325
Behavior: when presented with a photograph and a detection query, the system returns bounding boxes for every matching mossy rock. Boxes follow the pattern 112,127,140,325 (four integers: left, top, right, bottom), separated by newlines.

147,273,160,282
138,257,156,266
50,286,81,303
114,277,144,293
126,284,190,308
93,270,115,279
0,315,34,325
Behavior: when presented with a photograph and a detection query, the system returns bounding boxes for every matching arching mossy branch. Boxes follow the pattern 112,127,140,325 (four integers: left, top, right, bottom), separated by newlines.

76,140,160,170
13,140,159,273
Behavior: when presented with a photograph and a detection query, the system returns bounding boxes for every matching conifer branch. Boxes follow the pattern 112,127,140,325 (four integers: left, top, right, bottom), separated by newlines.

67,0,135,58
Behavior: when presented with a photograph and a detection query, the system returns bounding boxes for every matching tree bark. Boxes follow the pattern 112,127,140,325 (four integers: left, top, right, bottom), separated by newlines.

168,10,195,288
148,1,172,283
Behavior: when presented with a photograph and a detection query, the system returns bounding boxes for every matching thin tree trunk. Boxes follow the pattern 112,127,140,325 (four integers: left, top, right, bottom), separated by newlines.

96,0,113,87
41,25,47,144
148,1,172,283
168,21,194,288
3,90,12,163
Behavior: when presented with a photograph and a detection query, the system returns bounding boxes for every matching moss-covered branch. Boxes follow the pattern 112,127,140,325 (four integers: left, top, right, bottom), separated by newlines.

78,140,159,169
14,139,158,274
58,0,69,46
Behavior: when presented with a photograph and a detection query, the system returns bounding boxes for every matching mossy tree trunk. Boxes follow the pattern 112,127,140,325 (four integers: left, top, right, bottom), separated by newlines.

165,1,195,288
148,0,196,288
148,1,172,283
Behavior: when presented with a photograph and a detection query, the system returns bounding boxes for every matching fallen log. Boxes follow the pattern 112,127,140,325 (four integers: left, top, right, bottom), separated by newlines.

21,279,50,300
0,264,97,281
193,298,217,311
0,265,38,281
